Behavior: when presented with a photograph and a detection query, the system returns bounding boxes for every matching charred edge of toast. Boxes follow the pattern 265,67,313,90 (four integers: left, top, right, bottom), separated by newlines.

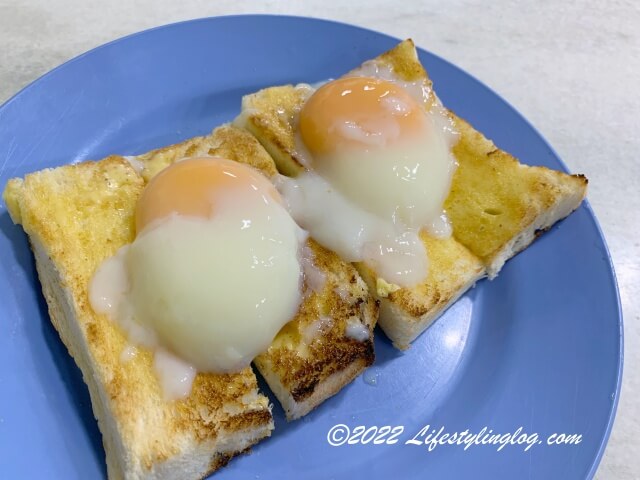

290,335,375,403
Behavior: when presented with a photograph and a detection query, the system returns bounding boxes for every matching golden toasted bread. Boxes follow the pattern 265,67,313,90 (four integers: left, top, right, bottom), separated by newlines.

3,125,377,478
255,238,376,419
4,150,273,480
235,39,587,349
445,117,588,277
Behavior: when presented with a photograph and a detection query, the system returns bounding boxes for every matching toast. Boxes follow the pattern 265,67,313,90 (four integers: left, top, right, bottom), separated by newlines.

254,236,376,420
3,148,273,480
3,125,376,478
235,39,587,349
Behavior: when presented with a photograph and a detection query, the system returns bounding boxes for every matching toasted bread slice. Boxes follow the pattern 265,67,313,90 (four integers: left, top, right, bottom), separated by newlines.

235,40,587,349
255,237,376,419
445,117,588,277
4,125,377,479
4,152,273,480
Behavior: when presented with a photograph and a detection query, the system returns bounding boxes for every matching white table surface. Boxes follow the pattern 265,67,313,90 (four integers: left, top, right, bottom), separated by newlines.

1,1,637,478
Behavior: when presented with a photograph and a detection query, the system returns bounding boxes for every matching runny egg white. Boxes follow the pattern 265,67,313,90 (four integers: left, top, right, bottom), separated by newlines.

276,61,459,287
90,157,307,398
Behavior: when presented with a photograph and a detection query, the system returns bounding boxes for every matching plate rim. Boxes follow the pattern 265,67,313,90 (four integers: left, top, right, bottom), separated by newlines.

0,14,624,479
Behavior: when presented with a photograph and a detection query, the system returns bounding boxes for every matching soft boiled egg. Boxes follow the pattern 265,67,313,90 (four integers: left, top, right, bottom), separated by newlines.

276,64,458,287
90,158,306,390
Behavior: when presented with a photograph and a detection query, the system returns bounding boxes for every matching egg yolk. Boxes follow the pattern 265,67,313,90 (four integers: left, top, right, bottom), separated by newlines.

299,76,428,156
135,157,281,234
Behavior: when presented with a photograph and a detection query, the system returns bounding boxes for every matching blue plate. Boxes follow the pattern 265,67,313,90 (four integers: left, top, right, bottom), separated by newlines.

0,15,622,480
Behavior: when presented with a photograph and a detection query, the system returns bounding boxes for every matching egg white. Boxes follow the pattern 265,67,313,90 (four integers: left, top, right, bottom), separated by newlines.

90,185,307,397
